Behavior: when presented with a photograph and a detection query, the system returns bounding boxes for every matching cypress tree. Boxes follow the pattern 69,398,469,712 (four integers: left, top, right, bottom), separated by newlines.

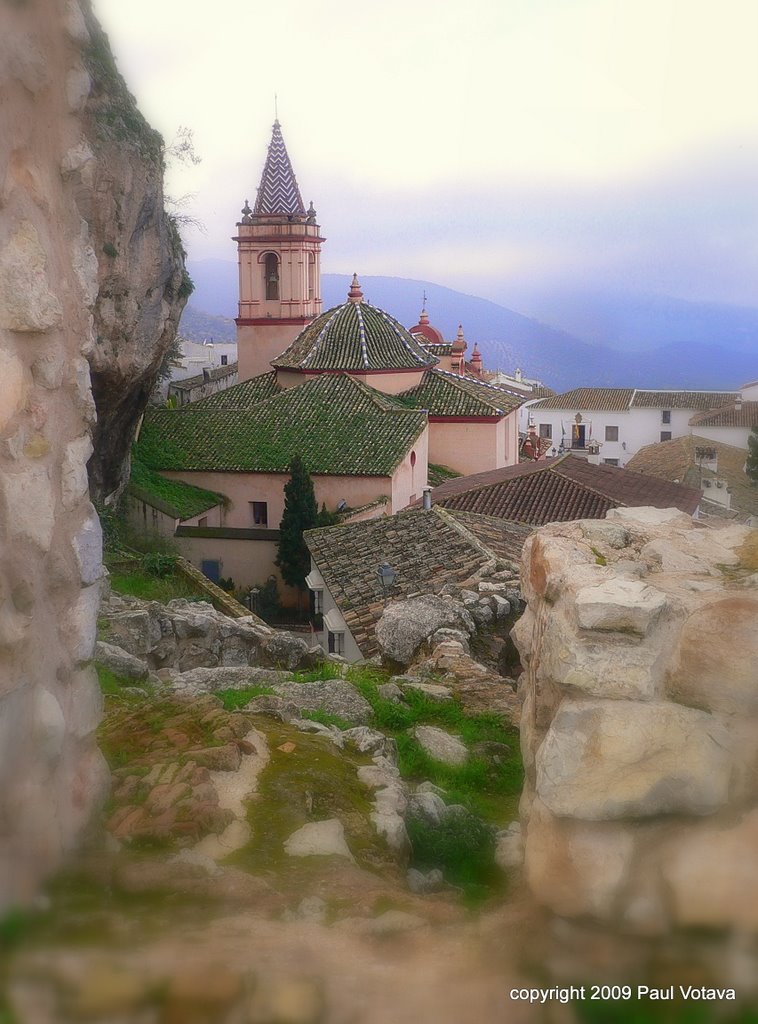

747,426,758,484
276,456,318,592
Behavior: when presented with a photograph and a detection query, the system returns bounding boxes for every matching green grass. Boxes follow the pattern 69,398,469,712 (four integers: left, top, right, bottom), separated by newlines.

109,568,200,603
406,811,499,904
348,667,522,823
216,686,275,711
300,710,353,730
577,1003,758,1024
96,666,130,696
292,662,344,683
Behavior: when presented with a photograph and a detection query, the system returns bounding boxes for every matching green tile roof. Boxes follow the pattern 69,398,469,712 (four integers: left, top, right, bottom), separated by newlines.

272,301,438,371
191,370,281,409
397,369,525,417
136,374,427,477
128,460,226,520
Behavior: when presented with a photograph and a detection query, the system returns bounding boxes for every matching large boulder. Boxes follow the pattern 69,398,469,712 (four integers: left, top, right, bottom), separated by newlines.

375,595,475,666
94,640,148,681
536,699,732,820
270,680,372,726
412,725,468,766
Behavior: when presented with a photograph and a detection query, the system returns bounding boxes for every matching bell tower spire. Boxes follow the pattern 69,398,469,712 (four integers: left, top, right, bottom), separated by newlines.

234,120,325,380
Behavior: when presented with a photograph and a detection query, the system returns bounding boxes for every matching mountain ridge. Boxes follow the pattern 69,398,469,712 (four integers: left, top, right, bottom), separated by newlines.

182,260,755,391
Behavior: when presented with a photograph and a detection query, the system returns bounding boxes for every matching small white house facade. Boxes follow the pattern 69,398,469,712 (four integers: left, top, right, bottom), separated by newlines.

521,387,739,467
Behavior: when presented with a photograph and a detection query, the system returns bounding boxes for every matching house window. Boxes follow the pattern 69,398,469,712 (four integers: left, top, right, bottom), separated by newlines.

604,458,619,466
605,425,619,442
250,501,268,526
662,410,671,424
328,630,344,655
660,431,672,442
539,423,552,439
201,559,220,583
264,253,279,300
220,355,228,366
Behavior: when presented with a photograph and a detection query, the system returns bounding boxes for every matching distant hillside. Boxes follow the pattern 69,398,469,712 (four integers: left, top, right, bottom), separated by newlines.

183,260,754,391
181,305,235,343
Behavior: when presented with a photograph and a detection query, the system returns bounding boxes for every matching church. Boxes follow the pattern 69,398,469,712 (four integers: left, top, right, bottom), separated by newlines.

130,121,526,599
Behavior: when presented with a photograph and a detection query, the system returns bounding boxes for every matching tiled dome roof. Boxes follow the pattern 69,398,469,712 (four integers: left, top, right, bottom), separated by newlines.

409,308,445,346
272,277,438,372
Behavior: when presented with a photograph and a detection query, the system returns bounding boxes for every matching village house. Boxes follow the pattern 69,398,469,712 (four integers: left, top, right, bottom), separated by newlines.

304,506,531,661
686,381,758,449
167,361,239,407
627,435,758,526
521,387,741,465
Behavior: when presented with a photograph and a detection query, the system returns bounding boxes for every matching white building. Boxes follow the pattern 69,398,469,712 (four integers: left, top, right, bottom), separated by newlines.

521,387,741,467
686,382,758,450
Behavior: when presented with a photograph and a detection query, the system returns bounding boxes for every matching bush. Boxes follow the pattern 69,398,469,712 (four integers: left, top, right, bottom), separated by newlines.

407,809,498,901
141,551,177,578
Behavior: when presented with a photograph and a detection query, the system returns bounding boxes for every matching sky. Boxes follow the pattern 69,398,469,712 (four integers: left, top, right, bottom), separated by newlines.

95,0,758,315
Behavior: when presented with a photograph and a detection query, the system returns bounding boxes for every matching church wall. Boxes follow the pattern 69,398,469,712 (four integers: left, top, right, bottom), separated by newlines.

161,470,398,530
236,323,303,382
504,409,520,465
390,428,430,511
427,419,508,475
347,369,427,395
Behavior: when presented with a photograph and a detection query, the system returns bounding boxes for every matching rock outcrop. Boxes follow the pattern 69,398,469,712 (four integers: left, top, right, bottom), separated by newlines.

99,593,325,675
73,1,189,502
0,0,109,910
514,508,758,978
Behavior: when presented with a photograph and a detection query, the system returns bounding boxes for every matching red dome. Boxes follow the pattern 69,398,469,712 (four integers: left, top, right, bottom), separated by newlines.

409,308,445,346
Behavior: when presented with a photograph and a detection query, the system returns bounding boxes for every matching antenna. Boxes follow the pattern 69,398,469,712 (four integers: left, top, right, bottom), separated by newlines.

422,289,427,308
274,93,279,121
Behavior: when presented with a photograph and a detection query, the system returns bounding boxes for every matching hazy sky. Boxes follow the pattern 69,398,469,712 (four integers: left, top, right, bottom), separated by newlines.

96,0,758,313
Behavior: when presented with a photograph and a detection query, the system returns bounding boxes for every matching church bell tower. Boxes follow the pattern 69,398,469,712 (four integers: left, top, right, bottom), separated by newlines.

234,121,325,381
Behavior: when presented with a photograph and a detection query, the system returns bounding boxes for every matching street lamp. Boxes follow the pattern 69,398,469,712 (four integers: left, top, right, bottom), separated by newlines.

376,564,396,602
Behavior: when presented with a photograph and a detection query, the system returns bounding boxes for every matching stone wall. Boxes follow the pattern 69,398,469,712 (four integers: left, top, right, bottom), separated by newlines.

0,0,108,911
513,507,758,982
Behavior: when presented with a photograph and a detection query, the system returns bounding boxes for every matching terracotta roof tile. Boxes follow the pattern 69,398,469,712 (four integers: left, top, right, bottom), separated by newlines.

426,454,700,523
305,507,531,657
627,435,758,520
630,390,736,410
689,402,758,428
529,387,635,412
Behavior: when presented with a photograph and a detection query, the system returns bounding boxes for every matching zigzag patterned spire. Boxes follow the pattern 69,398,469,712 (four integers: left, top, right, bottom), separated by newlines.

253,120,306,216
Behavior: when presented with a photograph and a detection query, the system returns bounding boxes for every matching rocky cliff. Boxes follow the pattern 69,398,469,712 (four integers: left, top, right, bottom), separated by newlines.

71,1,190,503
0,0,110,909
514,508,758,984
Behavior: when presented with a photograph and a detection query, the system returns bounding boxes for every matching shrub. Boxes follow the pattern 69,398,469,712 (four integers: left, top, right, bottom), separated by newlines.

406,809,498,901
141,551,177,578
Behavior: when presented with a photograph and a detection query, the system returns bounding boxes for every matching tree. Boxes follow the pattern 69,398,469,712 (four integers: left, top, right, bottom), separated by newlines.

747,426,758,484
276,457,318,595
316,501,339,527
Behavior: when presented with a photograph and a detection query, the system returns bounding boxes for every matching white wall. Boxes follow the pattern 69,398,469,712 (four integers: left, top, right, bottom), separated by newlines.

520,401,733,467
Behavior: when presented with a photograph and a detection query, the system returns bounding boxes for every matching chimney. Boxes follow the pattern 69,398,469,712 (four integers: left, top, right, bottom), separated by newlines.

735,395,743,411
422,486,432,510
